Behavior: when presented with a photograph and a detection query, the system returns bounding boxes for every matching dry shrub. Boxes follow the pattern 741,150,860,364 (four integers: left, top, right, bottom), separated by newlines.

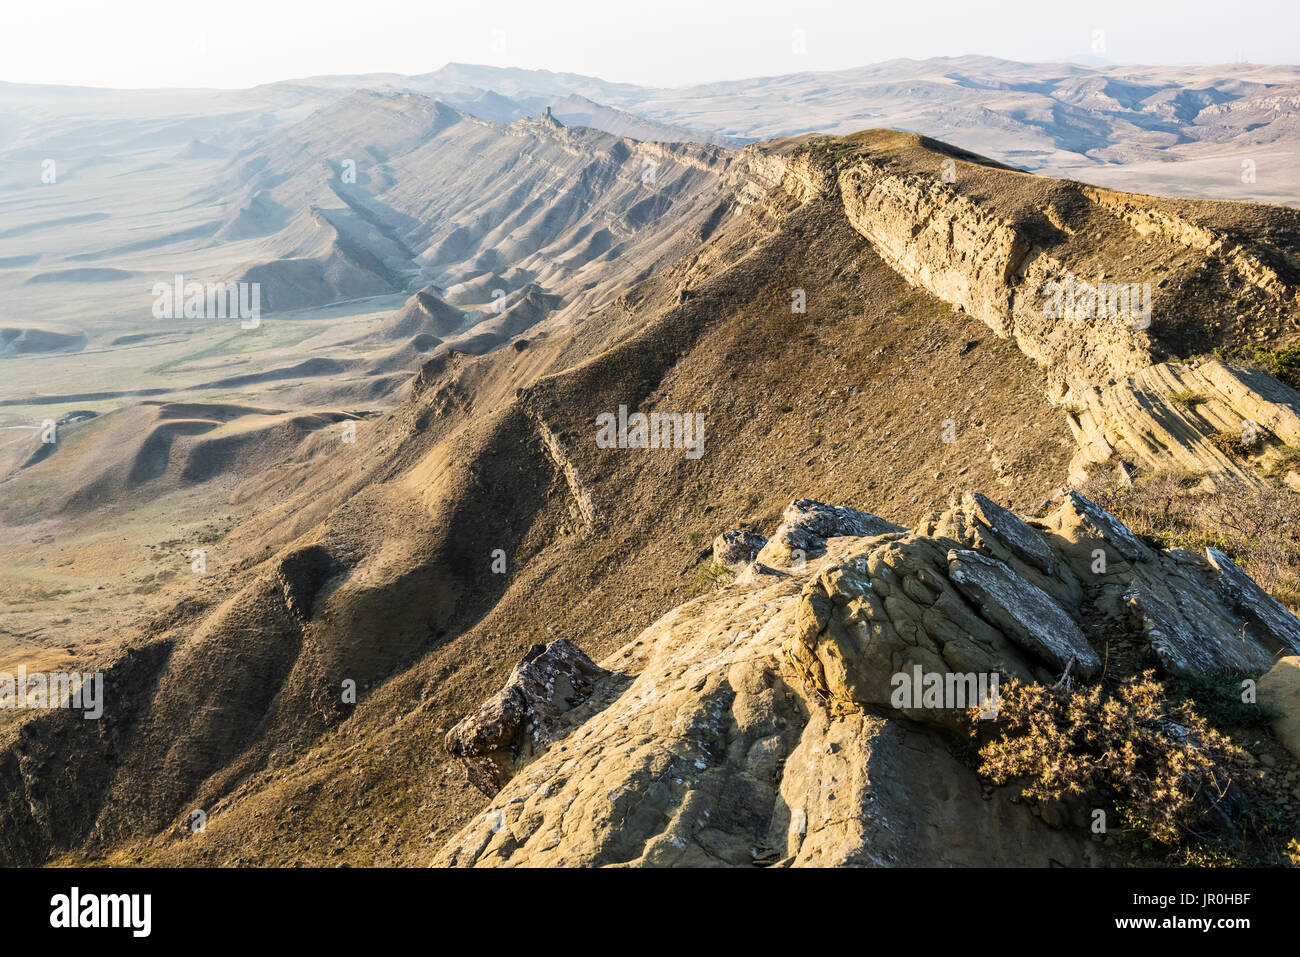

976,674,1246,846
1207,428,1260,459
1081,469,1300,609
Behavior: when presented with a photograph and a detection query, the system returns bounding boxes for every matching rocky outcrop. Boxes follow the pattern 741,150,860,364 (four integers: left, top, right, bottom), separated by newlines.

754,498,905,569
1065,358,1300,485
823,139,1300,492
836,161,1160,390
838,161,1031,346
712,529,767,571
528,410,600,530
1081,185,1295,306
443,640,611,796
436,537,1102,867
437,491,1300,866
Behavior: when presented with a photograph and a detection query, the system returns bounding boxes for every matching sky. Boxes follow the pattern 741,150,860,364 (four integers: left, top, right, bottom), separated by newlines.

3,0,1297,90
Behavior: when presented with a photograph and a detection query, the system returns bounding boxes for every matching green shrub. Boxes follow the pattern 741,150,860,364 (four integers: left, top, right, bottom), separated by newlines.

1220,343,1300,392
690,559,735,596
793,138,862,169
1173,670,1278,728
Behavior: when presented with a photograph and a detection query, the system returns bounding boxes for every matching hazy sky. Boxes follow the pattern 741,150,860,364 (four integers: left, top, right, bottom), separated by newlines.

4,0,1297,89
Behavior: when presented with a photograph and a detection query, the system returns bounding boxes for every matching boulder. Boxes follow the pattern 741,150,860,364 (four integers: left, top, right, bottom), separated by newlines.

756,498,904,568
444,639,609,795
1259,656,1300,762
712,529,767,571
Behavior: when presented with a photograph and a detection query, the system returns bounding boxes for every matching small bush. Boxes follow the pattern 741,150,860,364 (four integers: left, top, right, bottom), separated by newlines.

690,559,735,596
1208,428,1260,459
975,674,1247,846
1173,670,1277,728
793,138,862,169
1220,343,1300,392
1170,389,1206,410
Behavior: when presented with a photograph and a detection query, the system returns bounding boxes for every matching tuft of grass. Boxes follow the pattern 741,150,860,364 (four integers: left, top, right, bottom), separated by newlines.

1264,445,1300,478
1169,389,1206,410
690,559,735,596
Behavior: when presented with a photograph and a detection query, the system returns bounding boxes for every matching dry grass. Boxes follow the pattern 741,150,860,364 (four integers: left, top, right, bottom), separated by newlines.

1081,468,1300,609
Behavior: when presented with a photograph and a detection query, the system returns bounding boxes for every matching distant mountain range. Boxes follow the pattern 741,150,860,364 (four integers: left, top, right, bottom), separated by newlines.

4,56,1300,204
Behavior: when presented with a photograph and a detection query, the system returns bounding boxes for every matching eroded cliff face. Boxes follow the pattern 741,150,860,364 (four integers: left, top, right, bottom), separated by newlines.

839,163,1036,353
790,132,1300,489
437,492,1300,867
1064,358,1300,484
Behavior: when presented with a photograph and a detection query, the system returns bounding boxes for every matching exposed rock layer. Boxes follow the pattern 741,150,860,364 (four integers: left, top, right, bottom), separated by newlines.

438,491,1300,866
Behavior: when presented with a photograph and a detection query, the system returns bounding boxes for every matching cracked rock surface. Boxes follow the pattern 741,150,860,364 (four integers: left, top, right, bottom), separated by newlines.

437,492,1300,866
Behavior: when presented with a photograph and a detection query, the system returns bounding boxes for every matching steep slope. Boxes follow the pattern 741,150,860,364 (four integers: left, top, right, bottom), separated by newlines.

212,90,739,333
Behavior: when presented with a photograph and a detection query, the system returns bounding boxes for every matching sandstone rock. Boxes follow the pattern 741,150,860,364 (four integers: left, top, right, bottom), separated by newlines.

1259,656,1300,762
712,529,767,571
1059,490,1150,567
436,550,1102,868
1206,548,1300,657
835,149,1300,495
1064,359,1300,490
948,549,1101,677
1123,579,1217,675
444,639,610,795
963,491,1056,575
755,498,904,568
